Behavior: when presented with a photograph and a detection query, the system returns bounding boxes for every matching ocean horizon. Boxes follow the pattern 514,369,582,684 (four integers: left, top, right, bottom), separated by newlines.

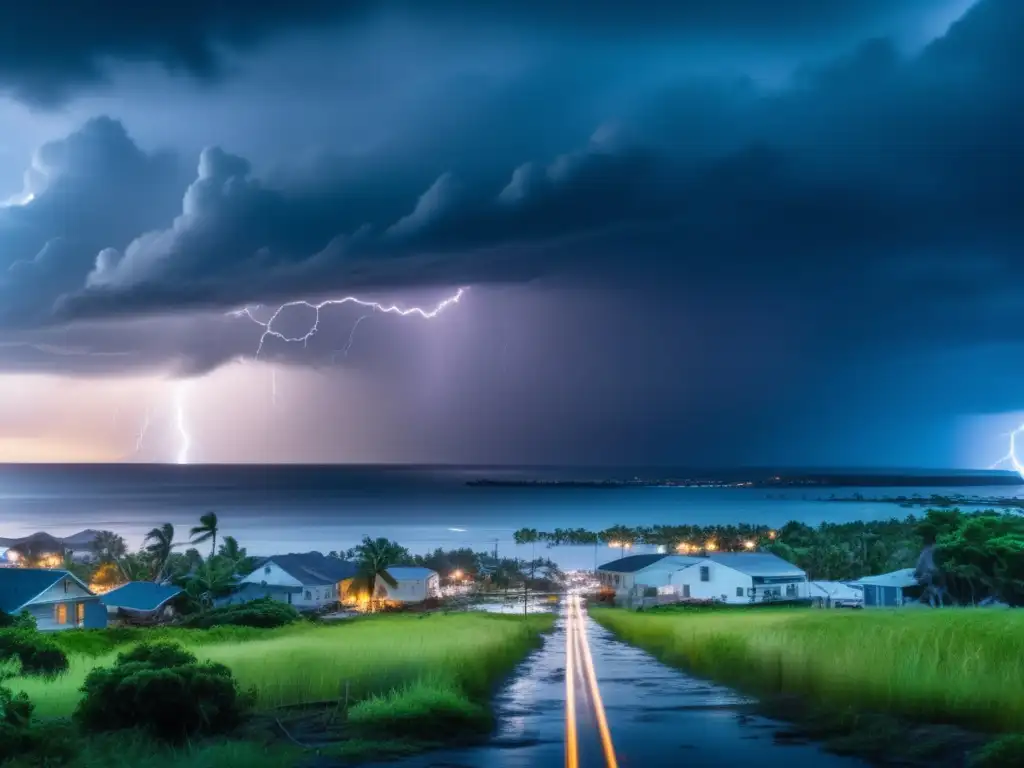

1,464,1019,570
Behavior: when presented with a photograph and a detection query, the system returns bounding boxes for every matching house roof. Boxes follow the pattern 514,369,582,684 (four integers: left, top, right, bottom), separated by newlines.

386,567,437,580
0,568,92,613
597,554,669,573
809,581,863,600
102,582,185,612
704,552,806,577
254,552,360,586
854,568,919,588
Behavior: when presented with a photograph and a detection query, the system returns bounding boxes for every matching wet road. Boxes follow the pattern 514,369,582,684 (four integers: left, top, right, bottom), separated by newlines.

359,598,868,768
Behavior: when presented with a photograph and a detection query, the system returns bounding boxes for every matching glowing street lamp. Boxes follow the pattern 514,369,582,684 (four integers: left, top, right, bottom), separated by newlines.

743,540,756,550
451,569,464,581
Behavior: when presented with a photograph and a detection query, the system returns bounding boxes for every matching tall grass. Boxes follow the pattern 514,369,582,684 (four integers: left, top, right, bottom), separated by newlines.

10,612,554,720
590,607,1024,732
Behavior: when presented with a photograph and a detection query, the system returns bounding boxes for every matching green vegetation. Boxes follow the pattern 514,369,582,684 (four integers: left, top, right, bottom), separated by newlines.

177,598,301,629
590,606,1024,732
75,642,249,741
5,611,553,766
0,628,68,676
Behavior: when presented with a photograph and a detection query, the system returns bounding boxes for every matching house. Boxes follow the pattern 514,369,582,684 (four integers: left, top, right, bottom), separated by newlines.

102,582,185,622
809,580,863,608
853,568,920,607
0,568,107,630
0,530,101,565
374,567,440,603
597,552,808,605
227,552,360,611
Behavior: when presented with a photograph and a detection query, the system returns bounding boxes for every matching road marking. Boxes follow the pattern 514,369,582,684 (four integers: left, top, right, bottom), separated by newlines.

572,595,620,768
565,595,580,768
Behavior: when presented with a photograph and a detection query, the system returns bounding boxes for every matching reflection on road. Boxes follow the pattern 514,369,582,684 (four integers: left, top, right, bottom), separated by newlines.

356,598,868,768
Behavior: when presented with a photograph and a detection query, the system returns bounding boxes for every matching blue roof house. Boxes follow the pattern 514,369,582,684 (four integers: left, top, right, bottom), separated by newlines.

0,568,107,631
101,582,185,621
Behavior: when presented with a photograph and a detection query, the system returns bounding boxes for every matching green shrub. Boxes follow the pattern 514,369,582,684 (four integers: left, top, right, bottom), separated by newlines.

74,641,251,742
0,610,37,631
0,629,68,676
969,735,1024,767
0,685,35,762
346,680,491,740
178,598,301,629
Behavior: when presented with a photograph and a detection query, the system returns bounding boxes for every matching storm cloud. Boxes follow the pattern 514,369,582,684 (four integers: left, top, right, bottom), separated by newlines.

0,0,1020,466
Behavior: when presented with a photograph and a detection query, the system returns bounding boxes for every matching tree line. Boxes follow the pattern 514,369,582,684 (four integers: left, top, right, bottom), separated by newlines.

515,508,1024,606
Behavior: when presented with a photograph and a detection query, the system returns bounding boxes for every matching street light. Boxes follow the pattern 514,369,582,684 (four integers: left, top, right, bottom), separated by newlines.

743,540,756,550
451,569,463,581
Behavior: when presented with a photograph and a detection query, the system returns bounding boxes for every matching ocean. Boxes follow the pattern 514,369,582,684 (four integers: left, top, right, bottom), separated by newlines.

0,464,1019,570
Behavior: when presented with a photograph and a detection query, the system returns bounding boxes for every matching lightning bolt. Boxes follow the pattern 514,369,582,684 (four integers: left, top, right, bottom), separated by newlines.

153,288,466,464
228,287,465,358
332,314,372,362
174,382,191,465
990,424,1024,478
134,408,152,455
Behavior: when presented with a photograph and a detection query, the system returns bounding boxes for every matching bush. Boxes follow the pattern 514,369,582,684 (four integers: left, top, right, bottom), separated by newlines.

0,610,37,631
74,641,250,742
0,629,68,676
178,598,301,629
970,735,1024,767
0,685,35,762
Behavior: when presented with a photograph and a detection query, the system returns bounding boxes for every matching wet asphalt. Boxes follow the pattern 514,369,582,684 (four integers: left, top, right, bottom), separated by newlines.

357,600,868,768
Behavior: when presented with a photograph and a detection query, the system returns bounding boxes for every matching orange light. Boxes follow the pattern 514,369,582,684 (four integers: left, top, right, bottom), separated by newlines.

743,540,756,550
768,530,777,540
705,541,718,552
571,595,619,768
622,543,632,550
565,597,579,768
452,569,463,580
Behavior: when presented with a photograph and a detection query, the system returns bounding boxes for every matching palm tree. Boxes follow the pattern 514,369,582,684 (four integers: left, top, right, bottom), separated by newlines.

349,537,405,610
89,531,127,563
144,523,177,582
190,512,220,558
184,560,237,610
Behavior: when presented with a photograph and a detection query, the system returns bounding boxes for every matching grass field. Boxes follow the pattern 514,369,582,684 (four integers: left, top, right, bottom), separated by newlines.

589,606,1024,733
11,612,554,719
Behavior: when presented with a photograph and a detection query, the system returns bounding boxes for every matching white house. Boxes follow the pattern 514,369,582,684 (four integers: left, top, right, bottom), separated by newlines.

598,552,808,605
853,568,919,608
0,568,107,630
374,567,440,603
230,552,360,612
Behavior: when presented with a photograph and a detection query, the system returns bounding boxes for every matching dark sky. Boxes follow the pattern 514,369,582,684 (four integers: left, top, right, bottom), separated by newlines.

0,0,1019,468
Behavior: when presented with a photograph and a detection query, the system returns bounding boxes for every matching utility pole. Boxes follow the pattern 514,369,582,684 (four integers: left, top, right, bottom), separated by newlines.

493,538,499,561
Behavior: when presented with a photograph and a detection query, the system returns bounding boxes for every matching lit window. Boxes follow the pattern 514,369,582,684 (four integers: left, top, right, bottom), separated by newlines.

55,603,68,624
75,603,85,625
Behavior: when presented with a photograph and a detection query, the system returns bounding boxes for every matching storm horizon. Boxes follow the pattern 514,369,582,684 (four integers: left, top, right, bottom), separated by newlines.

1,0,1022,470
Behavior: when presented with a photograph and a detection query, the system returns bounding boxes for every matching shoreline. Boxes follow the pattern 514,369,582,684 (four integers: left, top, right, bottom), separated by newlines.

467,473,1023,490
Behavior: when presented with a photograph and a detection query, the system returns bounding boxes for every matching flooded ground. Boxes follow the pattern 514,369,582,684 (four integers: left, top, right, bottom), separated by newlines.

357,600,867,768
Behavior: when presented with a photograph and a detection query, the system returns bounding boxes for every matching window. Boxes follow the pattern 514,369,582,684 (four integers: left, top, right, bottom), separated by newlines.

54,603,68,625
700,566,710,582
315,589,321,600
75,603,85,625
736,587,744,597
264,565,272,575
63,580,69,594
682,585,690,598
786,583,797,598
287,592,293,604
304,590,312,600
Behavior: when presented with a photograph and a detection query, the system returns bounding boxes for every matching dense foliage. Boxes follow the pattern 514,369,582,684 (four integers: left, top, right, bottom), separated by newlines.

0,610,36,631
74,641,249,741
177,597,300,629
0,684,36,762
0,629,69,676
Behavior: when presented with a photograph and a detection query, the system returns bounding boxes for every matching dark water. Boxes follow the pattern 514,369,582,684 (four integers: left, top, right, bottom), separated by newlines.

0,464,1018,569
